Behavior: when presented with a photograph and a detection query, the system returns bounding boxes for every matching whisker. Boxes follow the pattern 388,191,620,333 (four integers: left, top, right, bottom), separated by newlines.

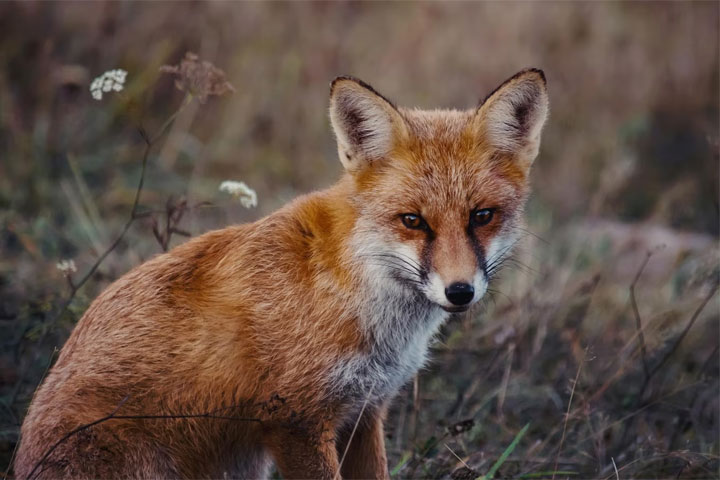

364,260,425,284
361,252,424,276
359,252,425,279
507,226,550,245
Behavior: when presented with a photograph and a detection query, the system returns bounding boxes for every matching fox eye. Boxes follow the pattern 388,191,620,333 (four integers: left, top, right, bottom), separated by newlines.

401,214,427,230
471,208,495,227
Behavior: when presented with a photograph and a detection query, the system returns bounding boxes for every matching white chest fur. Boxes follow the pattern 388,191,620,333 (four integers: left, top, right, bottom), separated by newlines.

328,288,449,407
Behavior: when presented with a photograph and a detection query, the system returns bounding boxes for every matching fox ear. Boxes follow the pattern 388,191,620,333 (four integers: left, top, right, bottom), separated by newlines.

329,77,407,172
475,69,549,167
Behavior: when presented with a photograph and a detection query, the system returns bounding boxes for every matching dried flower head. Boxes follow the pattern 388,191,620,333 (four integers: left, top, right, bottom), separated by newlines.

219,180,257,209
160,52,235,103
90,69,127,100
56,259,77,276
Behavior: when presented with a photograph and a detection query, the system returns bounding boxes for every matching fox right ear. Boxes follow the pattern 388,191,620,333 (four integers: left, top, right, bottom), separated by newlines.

475,69,549,168
329,77,407,173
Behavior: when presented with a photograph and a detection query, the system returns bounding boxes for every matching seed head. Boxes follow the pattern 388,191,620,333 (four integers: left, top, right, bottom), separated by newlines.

160,52,235,103
90,69,127,100
56,259,77,276
219,180,257,209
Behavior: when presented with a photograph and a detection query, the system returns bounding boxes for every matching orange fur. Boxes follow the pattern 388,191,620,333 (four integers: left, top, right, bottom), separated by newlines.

15,69,548,479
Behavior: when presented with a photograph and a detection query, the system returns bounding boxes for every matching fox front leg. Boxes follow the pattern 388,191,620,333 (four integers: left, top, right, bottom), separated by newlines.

265,424,340,479
336,408,390,480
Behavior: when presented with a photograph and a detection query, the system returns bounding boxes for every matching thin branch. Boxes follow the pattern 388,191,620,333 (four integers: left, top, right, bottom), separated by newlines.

571,380,705,450
496,342,516,418
27,396,261,480
2,348,57,480
639,282,719,398
620,283,718,447
443,442,472,471
40,95,194,338
552,348,586,480
149,94,193,145
630,251,654,380
698,342,720,378
27,396,130,480
10,95,194,413
611,457,620,480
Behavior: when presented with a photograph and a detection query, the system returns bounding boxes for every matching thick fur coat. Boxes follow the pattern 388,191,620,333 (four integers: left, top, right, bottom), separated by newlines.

15,69,548,479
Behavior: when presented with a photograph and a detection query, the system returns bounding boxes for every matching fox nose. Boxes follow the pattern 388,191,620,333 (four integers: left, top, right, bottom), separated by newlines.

445,282,474,306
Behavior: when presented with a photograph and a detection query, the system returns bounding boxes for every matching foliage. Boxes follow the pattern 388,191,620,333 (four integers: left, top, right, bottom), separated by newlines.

0,2,718,478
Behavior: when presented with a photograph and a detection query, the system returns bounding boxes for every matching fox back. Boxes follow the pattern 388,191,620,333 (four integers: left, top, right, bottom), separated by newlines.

15,69,548,479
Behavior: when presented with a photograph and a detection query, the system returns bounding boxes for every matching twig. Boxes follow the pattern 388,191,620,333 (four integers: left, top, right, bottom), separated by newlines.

552,348,586,480
150,197,193,251
496,342,516,418
575,380,704,448
629,251,654,380
27,395,261,480
443,443,472,471
698,342,719,378
611,457,620,480
408,430,451,477
35,96,193,341
9,94,194,430
638,282,719,399
2,348,57,480
26,396,130,480
409,374,420,444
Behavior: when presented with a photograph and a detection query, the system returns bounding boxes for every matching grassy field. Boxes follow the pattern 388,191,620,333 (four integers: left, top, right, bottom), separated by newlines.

1,2,718,478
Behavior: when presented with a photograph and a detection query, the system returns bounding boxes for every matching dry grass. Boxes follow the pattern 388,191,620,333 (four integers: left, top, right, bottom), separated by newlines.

384,223,718,478
0,2,717,478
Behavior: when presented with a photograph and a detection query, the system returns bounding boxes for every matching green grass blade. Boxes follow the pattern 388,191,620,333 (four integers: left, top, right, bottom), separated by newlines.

390,451,412,477
477,423,530,480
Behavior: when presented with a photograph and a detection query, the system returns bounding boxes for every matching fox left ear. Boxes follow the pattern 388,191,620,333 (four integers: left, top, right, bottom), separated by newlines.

329,76,407,173
475,68,549,167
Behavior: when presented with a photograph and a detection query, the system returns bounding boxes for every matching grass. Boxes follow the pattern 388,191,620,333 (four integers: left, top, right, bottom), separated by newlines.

381,224,718,478
477,422,530,480
0,2,718,478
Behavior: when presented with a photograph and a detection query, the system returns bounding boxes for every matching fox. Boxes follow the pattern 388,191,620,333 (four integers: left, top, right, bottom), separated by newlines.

14,68,548,479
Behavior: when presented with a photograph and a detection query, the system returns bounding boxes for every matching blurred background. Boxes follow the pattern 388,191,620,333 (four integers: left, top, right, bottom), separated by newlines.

0,2,718,478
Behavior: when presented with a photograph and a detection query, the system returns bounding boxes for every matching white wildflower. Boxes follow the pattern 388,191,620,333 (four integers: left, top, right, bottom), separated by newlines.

56,259,77,276
90,69,127,100
219,180,257,208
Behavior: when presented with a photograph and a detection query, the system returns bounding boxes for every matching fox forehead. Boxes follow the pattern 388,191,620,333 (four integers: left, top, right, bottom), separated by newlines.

401,108,474,140
354,108,529,218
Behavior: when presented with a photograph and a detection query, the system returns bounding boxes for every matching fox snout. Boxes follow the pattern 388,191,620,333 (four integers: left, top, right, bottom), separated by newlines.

445,282,474,306
423,267,488,313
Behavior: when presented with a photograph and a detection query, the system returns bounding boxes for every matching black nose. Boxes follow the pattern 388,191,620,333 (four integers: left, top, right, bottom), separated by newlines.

445,282,474,305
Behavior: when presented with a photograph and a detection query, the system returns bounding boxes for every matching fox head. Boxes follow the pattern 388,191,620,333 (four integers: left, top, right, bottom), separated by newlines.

330,70,548,313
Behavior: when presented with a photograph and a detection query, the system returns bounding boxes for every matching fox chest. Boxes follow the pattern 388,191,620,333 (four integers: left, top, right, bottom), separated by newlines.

328,305,447,405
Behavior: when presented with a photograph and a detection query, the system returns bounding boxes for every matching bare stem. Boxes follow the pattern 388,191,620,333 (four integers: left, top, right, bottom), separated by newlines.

11,94,194,409
40,94,193,338
552,348,586,480
638,282,719,399
26,396,261,480
630,251,654,380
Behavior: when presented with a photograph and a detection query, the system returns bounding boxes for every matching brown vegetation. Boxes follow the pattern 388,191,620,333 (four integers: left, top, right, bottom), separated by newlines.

0,2,717,479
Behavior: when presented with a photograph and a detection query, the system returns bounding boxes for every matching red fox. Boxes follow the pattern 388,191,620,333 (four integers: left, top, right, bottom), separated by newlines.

15,69,548,479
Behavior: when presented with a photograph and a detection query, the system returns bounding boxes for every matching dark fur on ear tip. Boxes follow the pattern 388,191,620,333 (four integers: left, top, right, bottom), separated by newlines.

478,68,547,108
524,68,546,85
329,76,397,109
